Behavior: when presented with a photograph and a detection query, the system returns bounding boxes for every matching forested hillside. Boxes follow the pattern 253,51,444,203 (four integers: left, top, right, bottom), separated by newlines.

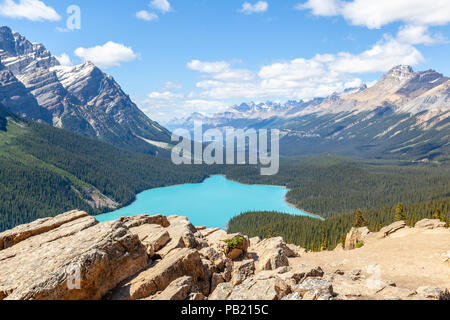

225,156,450,218
228,197,450,251
0,104,213,231
2,103,450,236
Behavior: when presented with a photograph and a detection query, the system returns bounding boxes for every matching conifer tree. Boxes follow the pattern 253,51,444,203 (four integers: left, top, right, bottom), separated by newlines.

394,203,406,221
440,210,447,223
354,209,367,227
432,208,441,220
321,233,327,251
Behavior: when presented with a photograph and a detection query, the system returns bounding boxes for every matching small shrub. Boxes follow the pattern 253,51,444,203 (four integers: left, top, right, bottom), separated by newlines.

355,241,364,249
224,236,244,250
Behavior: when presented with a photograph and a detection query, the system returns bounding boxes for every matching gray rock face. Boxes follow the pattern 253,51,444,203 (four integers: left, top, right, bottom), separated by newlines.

0,26,171,155
0,69,51,122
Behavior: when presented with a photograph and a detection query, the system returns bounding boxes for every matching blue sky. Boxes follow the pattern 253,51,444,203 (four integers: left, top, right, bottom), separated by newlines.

1,0,450,123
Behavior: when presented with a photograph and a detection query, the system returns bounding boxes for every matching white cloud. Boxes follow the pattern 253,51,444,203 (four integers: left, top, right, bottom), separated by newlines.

330,35,424,74
147,91,183,100
397,25,445,45
297,0,450,29
187,59,255,82
187,60,230,73
74,41,138,69
186,27,426,102
295,0,341,16
0,0,61,21
150,0,171,14
136,10,158,21
55,53,73,66
240,1,268,15
164,81,182,89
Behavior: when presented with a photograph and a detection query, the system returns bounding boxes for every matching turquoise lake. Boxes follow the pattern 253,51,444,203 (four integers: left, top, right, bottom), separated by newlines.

96,175,311,228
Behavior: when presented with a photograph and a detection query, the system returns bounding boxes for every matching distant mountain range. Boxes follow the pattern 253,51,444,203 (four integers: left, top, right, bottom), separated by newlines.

0,26,171,155
169,65,450,161
1,25,448,162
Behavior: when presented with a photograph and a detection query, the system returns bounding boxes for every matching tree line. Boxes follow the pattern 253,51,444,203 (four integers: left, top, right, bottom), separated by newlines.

228,197,450,251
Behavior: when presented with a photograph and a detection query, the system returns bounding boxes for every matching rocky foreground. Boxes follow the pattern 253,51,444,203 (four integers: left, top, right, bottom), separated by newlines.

0,211,448,300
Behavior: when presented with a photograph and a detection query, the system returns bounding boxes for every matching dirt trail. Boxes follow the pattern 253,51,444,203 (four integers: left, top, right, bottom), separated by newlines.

290,227,450,289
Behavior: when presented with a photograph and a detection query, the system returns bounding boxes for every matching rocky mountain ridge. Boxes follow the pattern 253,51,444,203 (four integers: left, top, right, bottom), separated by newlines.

169,65,449,161
172,65,449,126
0,210,448,300
0,26,171,155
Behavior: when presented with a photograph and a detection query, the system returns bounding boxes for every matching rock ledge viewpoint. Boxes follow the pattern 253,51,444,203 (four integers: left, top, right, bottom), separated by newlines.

0,211,448,300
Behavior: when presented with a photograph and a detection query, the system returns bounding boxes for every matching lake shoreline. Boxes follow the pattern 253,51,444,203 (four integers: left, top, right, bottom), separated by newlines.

209,174,324,220
97,175,324,226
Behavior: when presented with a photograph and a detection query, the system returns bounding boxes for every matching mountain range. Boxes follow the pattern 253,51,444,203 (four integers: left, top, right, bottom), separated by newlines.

169,65,450,161
0,26,171,155
0,25,449,162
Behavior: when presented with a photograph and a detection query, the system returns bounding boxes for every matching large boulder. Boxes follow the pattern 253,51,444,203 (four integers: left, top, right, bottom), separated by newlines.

0,214,148,300
210,277,290,301
286,244,306,257
249,237,292,272
111,248,207,300
377,221,406,239
231,260,256,286
345,227,370,250
208,283,234,300
291,278,333,300
414,219,447,229
156,216,199,257
120,214,170,229
416,286,446,300
149,276,195,300
129,224,171,258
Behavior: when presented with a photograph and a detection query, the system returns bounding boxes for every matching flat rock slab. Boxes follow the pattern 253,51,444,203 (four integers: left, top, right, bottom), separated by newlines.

0,213,148,300
0,210,88,250
224,277,290,300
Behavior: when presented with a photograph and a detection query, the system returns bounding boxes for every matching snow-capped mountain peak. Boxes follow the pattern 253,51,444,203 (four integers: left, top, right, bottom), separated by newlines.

0,26,171,155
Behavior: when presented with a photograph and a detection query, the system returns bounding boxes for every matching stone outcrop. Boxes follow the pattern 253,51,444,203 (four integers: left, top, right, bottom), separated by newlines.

111,248,207,300
0,210,88,250
377,221,407,238
249,237,293,272
149,276,195,301
414,219,447,229
1,211,448,301
0,211,148,300
156,216,201,258
345,227,370,250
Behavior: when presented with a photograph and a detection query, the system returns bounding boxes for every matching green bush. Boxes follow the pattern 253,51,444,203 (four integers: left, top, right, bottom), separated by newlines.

224,236,244,250
355,241,365,249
